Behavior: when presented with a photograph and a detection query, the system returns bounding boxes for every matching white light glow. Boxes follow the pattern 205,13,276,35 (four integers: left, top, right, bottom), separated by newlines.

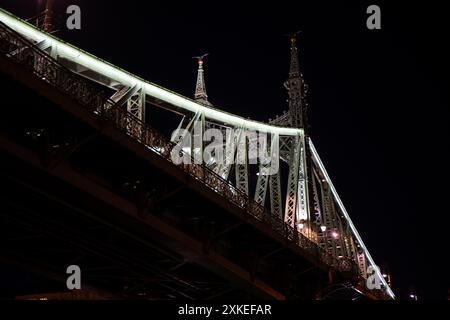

0,8,302,136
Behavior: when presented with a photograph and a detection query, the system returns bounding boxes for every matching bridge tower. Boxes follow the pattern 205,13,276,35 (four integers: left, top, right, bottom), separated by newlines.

277,33,312,231
43,0,55,33
193,53,213,107
32,0,55,33
285,32,309,130
282,33,360,277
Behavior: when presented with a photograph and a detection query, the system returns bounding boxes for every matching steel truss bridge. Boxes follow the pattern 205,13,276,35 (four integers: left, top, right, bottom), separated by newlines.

0,8,394,299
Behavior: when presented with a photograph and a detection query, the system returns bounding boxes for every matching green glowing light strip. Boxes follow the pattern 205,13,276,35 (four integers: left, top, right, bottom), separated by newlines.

0,8,301,136
309,139,395,299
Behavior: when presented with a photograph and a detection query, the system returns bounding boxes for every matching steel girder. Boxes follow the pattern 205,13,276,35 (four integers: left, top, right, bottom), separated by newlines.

235,130,249,195
127,88,145,121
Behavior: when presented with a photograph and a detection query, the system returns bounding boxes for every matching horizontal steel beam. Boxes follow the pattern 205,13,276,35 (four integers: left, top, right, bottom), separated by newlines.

0,9,302,135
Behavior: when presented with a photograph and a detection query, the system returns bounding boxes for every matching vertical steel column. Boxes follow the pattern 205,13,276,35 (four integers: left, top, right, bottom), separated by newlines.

127,88,145,121
284,135,300,227
284,131,309,230
235,130,249,195
215,128,241,180
297,133,309,224
321,185,336,258
126,88,146,140
254,134,273,205
269,172,282,218
269,134,282,218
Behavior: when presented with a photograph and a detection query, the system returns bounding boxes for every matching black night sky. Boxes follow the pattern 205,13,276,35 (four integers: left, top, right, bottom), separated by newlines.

0,0,448,299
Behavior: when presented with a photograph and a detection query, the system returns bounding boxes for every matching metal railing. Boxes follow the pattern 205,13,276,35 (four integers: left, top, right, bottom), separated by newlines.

0,21,345,273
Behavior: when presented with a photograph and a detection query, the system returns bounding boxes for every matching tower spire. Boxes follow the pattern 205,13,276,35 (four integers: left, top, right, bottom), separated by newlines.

43,0,55,33
285,32,308,129
289,34,300,78
33,0,55,33
193,53,212,106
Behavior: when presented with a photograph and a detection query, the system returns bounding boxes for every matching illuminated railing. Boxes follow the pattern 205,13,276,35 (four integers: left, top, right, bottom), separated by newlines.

0,21,351,275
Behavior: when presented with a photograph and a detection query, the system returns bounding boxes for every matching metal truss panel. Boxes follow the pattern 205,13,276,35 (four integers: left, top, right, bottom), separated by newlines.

334,213,349,260
235,131,249,195
348,236,359,268
309,139,394,298
127,89,145,121
284,132,309,230
124,90,144,140
269,135,283,218
277,136,292,165
269,111,291,127
269,172,282,219
296,136,309,223
214,129,240,180
171,112,201,144
284,136,300,227
204,121,231,171
358,252,368,279
320,185,336,258
319,181,348,263
311,168,322,225
253,134,274,205
254,164,269,205
193,113,205,164
112,85,139,107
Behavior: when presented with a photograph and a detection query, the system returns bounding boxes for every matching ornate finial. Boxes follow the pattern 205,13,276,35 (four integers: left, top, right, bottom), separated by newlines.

290,32,299,47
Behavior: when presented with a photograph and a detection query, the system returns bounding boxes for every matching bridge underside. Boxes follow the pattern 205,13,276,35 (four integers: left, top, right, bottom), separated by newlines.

0,57,367,300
